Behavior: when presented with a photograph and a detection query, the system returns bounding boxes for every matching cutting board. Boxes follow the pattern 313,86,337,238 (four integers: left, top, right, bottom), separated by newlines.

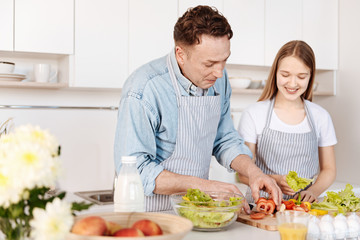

236,213,278,231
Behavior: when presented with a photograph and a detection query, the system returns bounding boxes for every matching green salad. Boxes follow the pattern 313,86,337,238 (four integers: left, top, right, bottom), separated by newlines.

312,184,360,214
177,189,243,229
286,171,314,192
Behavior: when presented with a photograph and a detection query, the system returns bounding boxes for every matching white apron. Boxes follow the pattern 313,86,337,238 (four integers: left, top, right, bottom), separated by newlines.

144,54,222,211
245,98,319,203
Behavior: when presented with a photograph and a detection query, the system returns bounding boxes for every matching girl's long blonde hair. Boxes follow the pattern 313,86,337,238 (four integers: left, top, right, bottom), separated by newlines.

259,40,316,102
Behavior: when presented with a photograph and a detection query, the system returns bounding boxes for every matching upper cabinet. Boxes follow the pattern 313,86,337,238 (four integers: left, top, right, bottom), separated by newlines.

264,0,302,66
14,0,74,54
224,0,338,70
0,0,13,51
224,0,264,66
302,0,338,70
71,0,128,88
128,0,178,74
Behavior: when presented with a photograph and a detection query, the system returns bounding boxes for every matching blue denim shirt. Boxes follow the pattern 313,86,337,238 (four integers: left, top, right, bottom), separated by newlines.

114,50,252,196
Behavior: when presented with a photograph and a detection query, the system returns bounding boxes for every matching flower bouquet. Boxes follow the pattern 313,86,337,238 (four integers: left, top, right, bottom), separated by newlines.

0,124,91,240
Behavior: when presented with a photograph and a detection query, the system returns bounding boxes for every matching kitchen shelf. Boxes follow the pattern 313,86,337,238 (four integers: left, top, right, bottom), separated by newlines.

232,88,334,96
0,81,68,89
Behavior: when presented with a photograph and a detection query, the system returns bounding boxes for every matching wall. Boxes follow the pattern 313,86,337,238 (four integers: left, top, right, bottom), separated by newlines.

314,0,360,184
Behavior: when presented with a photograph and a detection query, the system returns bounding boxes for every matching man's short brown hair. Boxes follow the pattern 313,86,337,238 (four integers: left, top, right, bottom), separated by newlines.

174,5,233,46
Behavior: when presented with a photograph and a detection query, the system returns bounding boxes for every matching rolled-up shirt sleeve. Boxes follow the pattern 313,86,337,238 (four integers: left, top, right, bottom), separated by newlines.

212,80,253,172
114,92,164,196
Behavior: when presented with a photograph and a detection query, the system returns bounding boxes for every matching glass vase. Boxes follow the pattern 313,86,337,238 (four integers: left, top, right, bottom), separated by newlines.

0,218,30,240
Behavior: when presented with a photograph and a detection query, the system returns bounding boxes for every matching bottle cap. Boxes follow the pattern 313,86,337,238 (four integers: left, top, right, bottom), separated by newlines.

121,156,136,163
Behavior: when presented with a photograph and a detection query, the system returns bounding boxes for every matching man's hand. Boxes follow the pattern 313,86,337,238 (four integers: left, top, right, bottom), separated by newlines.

248,171,282,207
154,170,251,214
196,179,251,214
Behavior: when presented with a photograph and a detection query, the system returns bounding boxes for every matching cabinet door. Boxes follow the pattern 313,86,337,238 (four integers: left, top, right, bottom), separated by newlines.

178,0,224,16
224,0,264,66
128,0,177,74
72,0,128,88
0,0,13,51
14,0,74,54
265,0,302,66
303,0,338,70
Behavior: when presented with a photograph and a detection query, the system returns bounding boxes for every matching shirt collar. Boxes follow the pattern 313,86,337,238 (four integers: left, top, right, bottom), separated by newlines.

170,49,208,96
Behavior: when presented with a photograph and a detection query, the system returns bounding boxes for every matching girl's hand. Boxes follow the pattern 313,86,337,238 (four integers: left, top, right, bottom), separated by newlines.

294,190,317,203
270,175,296,196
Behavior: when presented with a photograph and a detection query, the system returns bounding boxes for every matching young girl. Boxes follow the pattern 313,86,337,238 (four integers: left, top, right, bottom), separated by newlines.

237,40,336,203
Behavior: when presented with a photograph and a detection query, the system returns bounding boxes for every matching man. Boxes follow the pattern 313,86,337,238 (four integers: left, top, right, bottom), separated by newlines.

114,5,282,212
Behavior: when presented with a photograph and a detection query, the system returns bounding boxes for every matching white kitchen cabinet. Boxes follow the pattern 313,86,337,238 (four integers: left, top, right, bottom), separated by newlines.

303,0,338,70
0,0,13,51
178,0,224,16
224,0,264,66
265,0,302,66
128,0,177,74
72,0,128,88
14,0,74,54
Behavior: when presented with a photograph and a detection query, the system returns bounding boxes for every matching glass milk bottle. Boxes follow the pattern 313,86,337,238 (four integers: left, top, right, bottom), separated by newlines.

114,156,144,212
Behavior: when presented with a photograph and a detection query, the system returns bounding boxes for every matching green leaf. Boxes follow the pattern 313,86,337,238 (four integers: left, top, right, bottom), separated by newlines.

286,171,314,192
71,202,93,214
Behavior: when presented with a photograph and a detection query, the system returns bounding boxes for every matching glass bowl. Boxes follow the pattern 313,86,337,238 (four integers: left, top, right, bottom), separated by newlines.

170,191,244,232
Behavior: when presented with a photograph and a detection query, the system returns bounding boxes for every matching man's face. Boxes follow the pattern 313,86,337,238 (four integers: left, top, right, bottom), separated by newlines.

175,35,231,89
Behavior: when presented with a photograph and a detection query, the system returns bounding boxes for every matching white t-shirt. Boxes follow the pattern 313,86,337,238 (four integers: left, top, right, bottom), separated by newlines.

237,99,337,147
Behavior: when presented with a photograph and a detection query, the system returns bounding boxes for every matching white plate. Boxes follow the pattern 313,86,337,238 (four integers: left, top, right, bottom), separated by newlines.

0,73,26,82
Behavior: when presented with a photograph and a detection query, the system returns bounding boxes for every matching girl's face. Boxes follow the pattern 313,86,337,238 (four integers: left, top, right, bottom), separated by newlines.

276,56,311,101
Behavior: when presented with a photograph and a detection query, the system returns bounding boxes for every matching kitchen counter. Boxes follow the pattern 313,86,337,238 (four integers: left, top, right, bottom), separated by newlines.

66,181,360,240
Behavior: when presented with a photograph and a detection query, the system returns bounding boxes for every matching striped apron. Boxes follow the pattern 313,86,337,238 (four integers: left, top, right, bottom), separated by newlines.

245,98,319,203
144,54,222,211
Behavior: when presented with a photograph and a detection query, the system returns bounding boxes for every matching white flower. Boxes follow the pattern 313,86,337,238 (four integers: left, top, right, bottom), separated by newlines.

14,125,59,157
6,141,57,190
0,167,23,207
30,198,74,240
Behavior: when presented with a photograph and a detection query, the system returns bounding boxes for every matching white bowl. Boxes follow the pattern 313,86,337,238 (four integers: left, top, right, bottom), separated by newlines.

248,80,262,89
229,77,251,89
0,62,15,74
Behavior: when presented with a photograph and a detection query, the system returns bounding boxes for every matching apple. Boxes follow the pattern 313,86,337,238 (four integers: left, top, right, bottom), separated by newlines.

131,219,163,236
71,216,107,236
113,228,144,237
106,221,123,236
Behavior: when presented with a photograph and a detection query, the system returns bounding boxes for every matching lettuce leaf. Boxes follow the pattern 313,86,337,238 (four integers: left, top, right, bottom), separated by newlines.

286,171,314,192
178,189,243,228
312,184,360,213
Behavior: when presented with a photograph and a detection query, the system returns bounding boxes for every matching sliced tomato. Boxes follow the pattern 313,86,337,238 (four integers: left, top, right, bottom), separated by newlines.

256,197,268,204
300,203,310,212
292,205,306,212
283,200,295,210
265,200,276,214
256,199,276,214
250,212,266,220
256,201,267,212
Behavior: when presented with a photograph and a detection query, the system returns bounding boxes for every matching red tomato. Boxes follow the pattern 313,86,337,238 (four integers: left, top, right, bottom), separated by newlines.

300,203,310,212
250,212,266,220
283,201,295,210
256,199,276,214
257,197,267,203
292,205,306,212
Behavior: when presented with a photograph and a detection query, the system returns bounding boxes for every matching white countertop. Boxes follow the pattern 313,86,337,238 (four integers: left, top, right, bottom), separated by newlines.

67,181,359,240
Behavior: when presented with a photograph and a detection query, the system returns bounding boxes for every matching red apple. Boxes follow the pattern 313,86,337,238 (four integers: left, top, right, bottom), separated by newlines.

113,228,144,237
105,221,123,236
131,219,163,236
71,216,107,236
